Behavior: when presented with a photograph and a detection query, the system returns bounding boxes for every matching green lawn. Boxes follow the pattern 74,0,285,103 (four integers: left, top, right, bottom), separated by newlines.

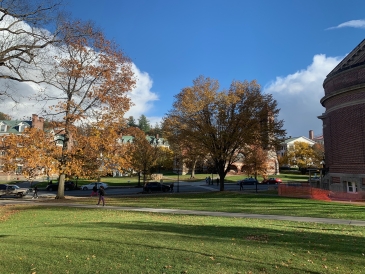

75,192,365,221
1,203,365,273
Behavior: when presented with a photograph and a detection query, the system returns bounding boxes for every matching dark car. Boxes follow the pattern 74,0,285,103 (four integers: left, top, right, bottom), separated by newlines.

143,182,171,193
308,176,320,183
261,178,282,184
46,181,76,191
237,177,259,185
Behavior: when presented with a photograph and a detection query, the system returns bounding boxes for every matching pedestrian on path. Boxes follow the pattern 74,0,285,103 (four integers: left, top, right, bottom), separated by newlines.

170,183,174,193
90,184,98,197
97,186,105,206
239,180,243,191
32,186,38,199
216,178,219,186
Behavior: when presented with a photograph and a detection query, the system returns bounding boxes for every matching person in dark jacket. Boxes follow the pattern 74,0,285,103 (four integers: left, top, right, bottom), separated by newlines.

32,186,38,199
97,186,105,206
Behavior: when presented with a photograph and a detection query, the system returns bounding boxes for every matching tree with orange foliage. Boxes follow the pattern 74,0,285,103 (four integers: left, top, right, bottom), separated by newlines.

126,127,159,187
164,76,285,191
37,20,135,198
242,144,268,179
74,122,132,180
1,127,60,182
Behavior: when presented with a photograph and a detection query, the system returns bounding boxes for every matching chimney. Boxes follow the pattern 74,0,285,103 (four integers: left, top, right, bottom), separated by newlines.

309,130,314,140
31,114,44,130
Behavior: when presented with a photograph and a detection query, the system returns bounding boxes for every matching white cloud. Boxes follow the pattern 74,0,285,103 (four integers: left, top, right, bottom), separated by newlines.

0,13,161,124
0,62,160,123
263,54,342,138
327,19,365,30
125,64,159,120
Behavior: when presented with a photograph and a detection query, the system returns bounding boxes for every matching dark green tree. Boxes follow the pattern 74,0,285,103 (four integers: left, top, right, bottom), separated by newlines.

127,116,137,127
138,114,151,133
148,122,162,137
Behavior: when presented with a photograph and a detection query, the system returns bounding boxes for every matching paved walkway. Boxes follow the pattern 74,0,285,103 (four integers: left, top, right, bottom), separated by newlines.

2,199,365,226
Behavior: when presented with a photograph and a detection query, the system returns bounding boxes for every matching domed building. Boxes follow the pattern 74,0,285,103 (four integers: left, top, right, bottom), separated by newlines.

319,39,365,197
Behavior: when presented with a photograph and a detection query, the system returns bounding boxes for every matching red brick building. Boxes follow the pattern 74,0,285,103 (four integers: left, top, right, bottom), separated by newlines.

319,39,365,196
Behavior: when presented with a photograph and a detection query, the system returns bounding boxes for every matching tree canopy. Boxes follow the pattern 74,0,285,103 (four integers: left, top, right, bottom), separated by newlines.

138,114,151,133
163,76,285,190
36,20,135,198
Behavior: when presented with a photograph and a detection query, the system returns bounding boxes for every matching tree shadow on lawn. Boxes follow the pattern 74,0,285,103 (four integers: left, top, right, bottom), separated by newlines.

32,220,358,274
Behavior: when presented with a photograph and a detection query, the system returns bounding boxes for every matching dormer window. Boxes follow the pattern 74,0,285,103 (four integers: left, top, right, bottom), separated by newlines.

18,123,28,133
0,123,6,132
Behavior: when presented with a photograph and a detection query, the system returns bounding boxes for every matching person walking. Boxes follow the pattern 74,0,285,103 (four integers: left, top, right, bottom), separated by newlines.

32,185,38,199
239,180,243,191
91,184,98,197
170,183,174,193
216,178,219,186
97,186,105,206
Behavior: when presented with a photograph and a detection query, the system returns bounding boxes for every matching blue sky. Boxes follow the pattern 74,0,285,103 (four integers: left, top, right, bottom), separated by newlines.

5,0,365,138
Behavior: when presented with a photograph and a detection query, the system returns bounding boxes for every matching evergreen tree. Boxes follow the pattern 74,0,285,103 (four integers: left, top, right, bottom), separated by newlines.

127,116,137,127
138,114,151,133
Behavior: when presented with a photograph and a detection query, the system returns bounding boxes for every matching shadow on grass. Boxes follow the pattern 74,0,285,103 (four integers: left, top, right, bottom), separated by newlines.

17,204,365,257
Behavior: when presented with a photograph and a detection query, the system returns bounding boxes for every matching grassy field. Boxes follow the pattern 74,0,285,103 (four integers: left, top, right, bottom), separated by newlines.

73,192,365,220
1,200,365,274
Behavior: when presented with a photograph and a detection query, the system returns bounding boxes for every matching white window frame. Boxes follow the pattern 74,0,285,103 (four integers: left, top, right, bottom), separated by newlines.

0,123,6,132
346,181,357,193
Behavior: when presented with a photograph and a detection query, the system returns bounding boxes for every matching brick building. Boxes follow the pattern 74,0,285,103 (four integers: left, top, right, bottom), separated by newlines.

319,39,365,196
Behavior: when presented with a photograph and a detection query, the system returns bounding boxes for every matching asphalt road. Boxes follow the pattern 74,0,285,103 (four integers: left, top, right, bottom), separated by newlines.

2,181,276,200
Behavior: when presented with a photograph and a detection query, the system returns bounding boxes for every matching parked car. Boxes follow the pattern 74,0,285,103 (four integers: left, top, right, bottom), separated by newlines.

0,184,30,197
261,178,282,184
143,182,170,193
46,181,76,191
237,177,259,185
80,182,109,191
308,176,321,183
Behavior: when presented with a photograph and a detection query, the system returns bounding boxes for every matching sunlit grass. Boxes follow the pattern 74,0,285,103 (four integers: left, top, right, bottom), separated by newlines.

0,204,364,273
73,192,365,220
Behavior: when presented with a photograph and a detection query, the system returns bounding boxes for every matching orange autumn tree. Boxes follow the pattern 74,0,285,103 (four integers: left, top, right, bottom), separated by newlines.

74,122,132,179
126,127,159,186
2,127,60,182
38,20,135,198
164,76,285,191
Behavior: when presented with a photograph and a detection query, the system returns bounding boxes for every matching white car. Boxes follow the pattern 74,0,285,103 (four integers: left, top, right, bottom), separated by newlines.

80,182,108,191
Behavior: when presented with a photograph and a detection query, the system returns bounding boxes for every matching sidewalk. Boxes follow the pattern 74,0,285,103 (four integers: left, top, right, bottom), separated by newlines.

3,199,365,227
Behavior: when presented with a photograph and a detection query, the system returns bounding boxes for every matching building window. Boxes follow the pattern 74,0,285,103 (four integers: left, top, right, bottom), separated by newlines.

346,181,357,193
16,166,22,174
0,124,6,132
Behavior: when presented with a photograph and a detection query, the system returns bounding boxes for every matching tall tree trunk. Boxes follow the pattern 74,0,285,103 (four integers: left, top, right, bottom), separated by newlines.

191,159,197,178
56,173,65,199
